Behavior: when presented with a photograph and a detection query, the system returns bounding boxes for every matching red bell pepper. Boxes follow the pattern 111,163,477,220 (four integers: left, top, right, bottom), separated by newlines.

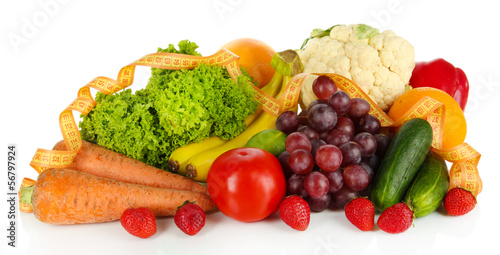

409,58,469,111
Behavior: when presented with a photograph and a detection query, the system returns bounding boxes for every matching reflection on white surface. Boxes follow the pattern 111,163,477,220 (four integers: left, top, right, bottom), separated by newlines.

15,203,484,255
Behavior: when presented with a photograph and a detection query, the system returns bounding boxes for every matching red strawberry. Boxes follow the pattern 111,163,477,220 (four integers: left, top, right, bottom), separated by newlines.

120,207,157,238
174,202,206,236
377,203,413,234
279,195,310,231
344,198,374,231
444,187,477,216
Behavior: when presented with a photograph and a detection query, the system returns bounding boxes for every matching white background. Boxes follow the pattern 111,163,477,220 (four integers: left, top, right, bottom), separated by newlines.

1,0,499,254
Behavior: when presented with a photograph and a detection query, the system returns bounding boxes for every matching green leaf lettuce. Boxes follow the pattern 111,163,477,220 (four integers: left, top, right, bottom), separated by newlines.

79,40,258,170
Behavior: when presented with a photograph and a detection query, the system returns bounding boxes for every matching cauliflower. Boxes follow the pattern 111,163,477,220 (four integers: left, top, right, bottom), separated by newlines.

298,24,415,111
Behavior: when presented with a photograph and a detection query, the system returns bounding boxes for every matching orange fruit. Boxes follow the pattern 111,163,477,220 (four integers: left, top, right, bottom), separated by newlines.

388,87,467,149
220,38,275,88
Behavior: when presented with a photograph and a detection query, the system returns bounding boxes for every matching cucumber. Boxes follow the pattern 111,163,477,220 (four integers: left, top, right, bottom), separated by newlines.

370,118,433,212
403,151,449,217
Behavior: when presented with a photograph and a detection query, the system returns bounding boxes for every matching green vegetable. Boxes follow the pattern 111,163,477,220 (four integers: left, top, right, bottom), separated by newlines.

370,118,433,212
79,40,259,170
403,151,450,218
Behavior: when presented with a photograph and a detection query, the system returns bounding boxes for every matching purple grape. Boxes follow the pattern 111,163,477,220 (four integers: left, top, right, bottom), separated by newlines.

324,170,344,193
306,193,331,212
297,126,319,140
338,141,363,167
359,162,375,183
304,171,330,199
347,98,370,118
334,116,355,138
343,164,370,191
352,132,377,157
326,129,351,147
331,185,360,209
307,99,329,113
313,76,338,101
285,132,312,153
315,144,342,172
277,151,294,179
318,130,330,141
374,133,391,157
328,90,351,115
362,154,381,173
357,114,381,134
286,174,308,197
310,139,327,157
276,111,300,134
307,104,338,132
288,149,314,175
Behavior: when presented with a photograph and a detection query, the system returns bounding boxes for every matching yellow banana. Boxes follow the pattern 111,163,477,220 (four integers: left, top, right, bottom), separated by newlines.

264,71,285,98
167,136,226,174
186,105,280,182
168,70,283,175
244,71,283,126
185,76,289,182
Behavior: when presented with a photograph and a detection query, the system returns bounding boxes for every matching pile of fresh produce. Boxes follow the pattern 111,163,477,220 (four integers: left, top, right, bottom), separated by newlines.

20,24,482,238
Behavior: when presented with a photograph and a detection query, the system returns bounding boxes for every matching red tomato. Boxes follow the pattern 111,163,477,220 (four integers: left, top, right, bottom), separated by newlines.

207,147,286,222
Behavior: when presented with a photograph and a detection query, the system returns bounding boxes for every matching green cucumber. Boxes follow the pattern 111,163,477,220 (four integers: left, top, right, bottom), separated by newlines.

403,151,449,217
370,118,433,212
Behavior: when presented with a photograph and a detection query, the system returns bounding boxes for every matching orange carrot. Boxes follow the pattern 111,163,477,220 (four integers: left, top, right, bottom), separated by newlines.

53,140,208,195
21,168,216,224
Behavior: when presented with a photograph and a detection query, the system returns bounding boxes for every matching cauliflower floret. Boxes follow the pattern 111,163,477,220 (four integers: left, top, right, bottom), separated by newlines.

330,25,353,43
298,24,415,111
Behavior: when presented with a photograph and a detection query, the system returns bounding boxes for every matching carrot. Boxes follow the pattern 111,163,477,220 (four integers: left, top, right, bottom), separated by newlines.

21,168,217,224
53,140,208,195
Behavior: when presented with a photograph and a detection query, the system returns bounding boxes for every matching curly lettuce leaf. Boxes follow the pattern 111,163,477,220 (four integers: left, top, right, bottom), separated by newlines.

79,40,258,170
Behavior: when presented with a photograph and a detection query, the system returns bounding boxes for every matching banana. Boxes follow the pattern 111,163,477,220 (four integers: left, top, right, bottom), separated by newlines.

244,71,283,126
168,70,283,175
185,74,290,182
186,104,280,182
167,136,226,174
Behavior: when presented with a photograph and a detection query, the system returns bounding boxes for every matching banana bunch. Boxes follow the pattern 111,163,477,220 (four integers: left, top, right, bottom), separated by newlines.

168,50,303,182
167,71,282,176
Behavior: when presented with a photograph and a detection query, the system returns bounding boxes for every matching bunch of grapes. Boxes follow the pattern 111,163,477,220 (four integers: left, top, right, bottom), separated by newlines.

276,76,391,212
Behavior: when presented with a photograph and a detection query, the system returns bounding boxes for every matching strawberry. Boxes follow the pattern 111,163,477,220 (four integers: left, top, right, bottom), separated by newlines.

444,187,477,216
120,207,157,238
174,202,206,236
377,203,413,234
279,195,310,231
344,198,374,231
